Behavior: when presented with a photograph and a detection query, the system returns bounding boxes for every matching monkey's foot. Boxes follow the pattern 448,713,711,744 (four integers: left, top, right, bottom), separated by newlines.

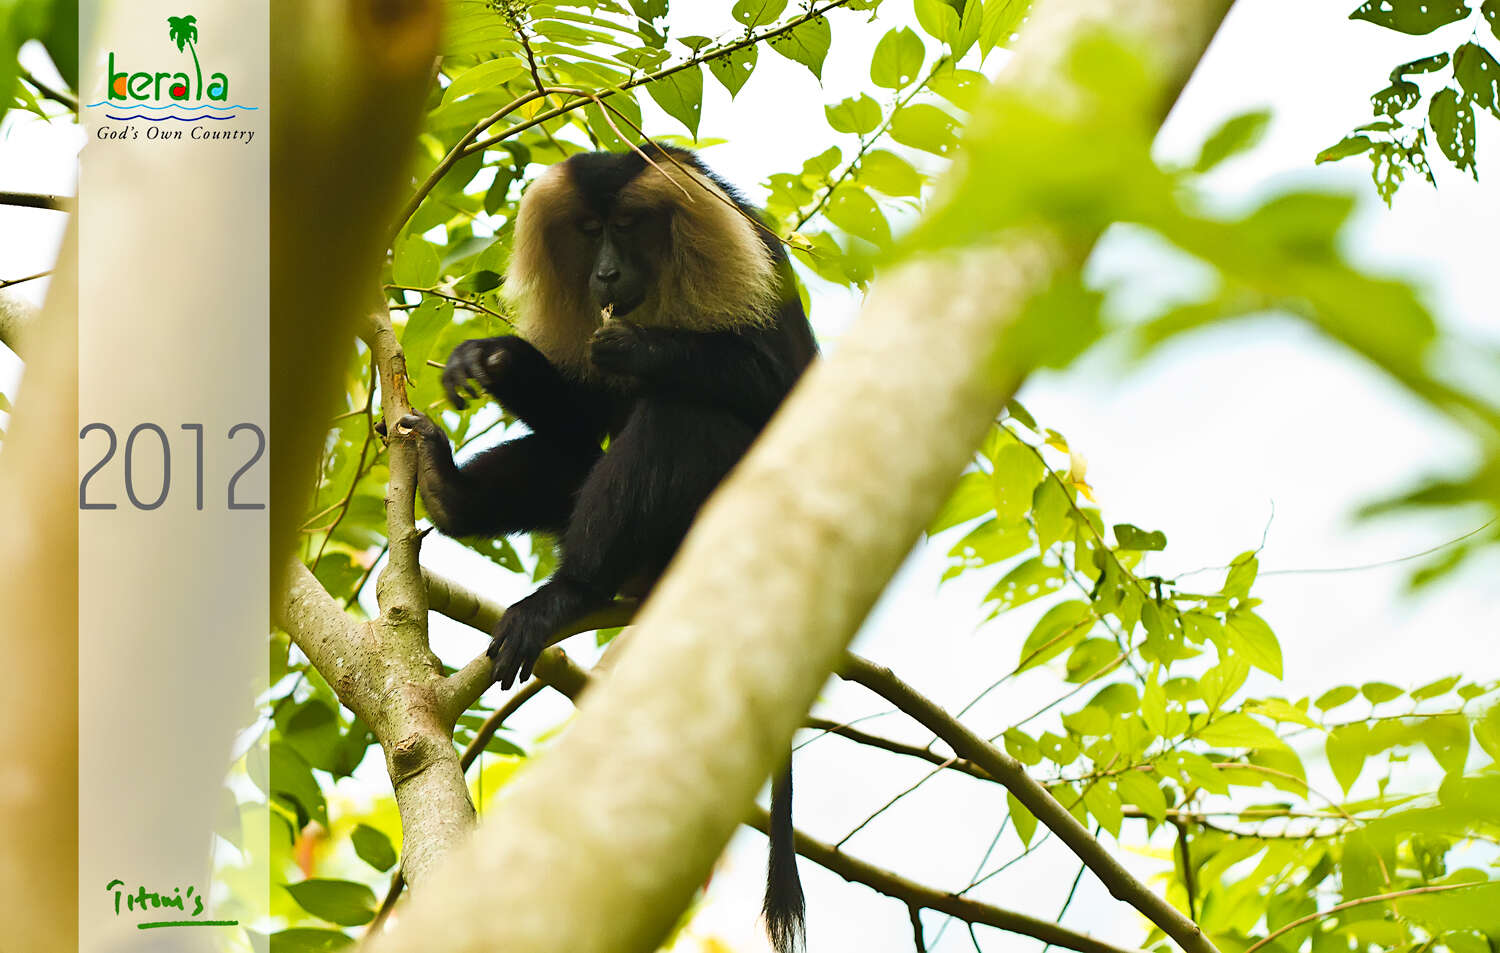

486,596,551,690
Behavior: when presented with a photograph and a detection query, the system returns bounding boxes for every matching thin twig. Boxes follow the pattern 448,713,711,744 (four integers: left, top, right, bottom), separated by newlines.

1244,881,1483,953
0,191,71,211
0,270,51,290
19,66,78,111
385,284,513,324
841,656,1222,953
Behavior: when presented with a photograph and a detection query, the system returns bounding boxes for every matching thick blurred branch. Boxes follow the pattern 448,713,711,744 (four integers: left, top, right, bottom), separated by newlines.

0,226,76,953
269,0,441,586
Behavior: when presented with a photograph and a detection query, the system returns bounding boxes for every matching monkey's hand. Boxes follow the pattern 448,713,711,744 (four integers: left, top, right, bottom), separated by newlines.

441,337,530,410
375,411,443,443
587,321,662,378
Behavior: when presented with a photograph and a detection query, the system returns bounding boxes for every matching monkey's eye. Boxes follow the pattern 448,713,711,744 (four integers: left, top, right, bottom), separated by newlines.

611,214,637,230
578,219,603,236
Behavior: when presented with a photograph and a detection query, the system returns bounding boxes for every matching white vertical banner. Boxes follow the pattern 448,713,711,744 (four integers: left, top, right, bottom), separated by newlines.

77,2,268,950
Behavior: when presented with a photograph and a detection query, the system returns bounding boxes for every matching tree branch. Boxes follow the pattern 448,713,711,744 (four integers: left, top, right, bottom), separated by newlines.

0,191,72,212
745,809,1145,953
19,66,77,111
841,656,1218,953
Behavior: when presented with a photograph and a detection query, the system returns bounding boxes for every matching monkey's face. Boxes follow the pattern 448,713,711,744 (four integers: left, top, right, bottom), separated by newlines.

577,206,669,319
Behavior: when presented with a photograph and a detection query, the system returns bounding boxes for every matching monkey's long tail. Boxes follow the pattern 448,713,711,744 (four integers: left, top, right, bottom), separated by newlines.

763,759,806,953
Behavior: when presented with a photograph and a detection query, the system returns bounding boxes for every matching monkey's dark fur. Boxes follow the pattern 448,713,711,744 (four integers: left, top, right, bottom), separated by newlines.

396,146,815,952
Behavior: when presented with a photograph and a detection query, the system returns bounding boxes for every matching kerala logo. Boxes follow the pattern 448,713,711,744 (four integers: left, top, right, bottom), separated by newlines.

87,14,257,124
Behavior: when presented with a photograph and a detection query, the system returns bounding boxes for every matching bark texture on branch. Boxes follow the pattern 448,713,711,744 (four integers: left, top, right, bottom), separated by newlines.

366,3,1231,951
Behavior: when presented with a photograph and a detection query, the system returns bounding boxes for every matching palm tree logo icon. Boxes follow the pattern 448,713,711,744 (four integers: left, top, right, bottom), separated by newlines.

166,15,201,100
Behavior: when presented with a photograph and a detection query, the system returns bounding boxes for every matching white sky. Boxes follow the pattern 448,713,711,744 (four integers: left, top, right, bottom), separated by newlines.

3,1,1498,950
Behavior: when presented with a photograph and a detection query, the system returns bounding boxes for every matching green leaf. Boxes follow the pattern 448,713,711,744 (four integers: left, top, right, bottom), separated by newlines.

442,58,529,104
1486,0,1500,38
991,442,1044,521
732,0,787,28
929,470,991,534
284,879,377,927
985,557,1064,612
1171,751,1230,795
1225,610,1283,678
645,64,703,137
949,517,1030,566
1315,685,1359,710
707,44,756,98
1422,712,1471,774
929,68,987,111
914,0,961,44
1018,600,1093,672
825,94,882,135
1316,134,1375,164
280,699,342,773
1200,655,1249,712
393,235,441,288
1349,0,1470,34
1198,712,1283,749
1222,551,1258,599
1113,523,1166,551
1361,681,1404,704
1245,697,1319,728
1390,51,1451,79
1082,782,1123,837
825,186,891,246
889,103,961,156
1371,79,1421,116
1003,727,1042,765
453,269,502,295
1032,477,1072,552
1475,704,1500,760
1193,109,1271,172
1065,638,1120,683
270,743,327,828
1411,674,1460,699
980,0,1032,52
269,928,354,953
1115,770,1167,823
1326,723,1367,793
870,27,925,89
351,824,398,872
1007,791,1037,845
628,0,669,19
859,149,923,197
400,300,455,385
768,14,831,79
1454,42,1500,118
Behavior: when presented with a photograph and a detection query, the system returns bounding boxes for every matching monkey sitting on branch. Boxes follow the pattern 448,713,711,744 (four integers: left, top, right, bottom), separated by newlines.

391,144,817,953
